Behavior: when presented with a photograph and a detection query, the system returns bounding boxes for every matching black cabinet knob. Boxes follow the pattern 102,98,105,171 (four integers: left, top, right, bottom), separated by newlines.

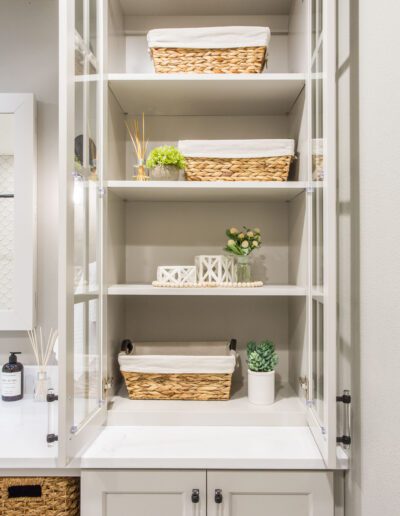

215,489,223,504
191,489,200,504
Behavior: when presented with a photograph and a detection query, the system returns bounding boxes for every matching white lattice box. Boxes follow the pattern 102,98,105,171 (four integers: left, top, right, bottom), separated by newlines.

195,255,235,284
157,265,197,285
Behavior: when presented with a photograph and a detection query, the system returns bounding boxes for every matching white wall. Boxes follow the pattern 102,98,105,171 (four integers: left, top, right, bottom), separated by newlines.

344,0,400,514
0,0,58,364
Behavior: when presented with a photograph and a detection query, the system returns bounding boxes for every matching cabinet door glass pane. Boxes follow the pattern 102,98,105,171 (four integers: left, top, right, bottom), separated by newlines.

312,300,324,423
311,23,325,425
0,115,14,310
75,0,98,76
72,77,101,429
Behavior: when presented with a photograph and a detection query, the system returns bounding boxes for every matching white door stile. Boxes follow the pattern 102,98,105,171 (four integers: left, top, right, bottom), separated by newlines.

322,0,338,469
58,0,75,467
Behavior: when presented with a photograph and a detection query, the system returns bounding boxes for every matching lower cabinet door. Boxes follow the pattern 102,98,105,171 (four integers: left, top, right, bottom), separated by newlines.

207,471,334,516
81,470,207,516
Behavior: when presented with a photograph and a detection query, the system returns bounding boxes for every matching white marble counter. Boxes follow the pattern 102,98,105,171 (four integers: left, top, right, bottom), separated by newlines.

0,397,58,468
81,425,325,469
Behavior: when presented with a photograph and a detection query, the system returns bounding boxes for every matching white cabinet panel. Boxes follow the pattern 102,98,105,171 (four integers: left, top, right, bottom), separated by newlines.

207,471,334,516
106,493,188,516
81,470,206,516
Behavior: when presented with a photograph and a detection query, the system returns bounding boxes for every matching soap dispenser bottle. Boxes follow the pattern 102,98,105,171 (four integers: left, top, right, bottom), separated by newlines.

1,352,23,401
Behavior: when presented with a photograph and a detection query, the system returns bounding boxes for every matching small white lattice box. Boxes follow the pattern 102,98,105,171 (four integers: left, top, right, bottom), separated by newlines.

195,255,235,284
157,265,197,285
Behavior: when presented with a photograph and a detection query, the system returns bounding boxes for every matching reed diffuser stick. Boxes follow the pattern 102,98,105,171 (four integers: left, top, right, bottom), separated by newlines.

125,113,149,181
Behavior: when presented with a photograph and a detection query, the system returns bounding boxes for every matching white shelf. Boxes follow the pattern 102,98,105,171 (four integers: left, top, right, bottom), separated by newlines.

119,0,292,16
108,73,305,116
107,181,307,202
108,284,307,296
81,425,324,469
108,384,306,427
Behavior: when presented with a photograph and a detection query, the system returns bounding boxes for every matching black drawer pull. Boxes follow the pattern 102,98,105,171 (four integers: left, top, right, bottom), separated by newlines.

191,488,200,503
215,489,223,504
8,485,42,498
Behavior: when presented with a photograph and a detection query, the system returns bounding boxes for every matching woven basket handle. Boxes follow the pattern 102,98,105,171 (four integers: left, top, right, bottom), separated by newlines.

121,339,133,354
8,485,42,498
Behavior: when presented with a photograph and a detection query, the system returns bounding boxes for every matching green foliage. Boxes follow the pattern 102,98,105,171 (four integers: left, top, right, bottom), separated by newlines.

146,146,186,169
247,340,278,372
224,226,262,256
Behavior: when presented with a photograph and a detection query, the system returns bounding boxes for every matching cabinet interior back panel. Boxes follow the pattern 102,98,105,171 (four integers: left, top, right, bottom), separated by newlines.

124,201,289,285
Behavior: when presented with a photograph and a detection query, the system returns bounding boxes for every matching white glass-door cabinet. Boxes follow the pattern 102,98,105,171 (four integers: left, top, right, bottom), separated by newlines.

57,0,349,512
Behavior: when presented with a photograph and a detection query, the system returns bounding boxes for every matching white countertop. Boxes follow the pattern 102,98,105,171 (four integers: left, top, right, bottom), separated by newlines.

0,397,58,468
81,425,325,469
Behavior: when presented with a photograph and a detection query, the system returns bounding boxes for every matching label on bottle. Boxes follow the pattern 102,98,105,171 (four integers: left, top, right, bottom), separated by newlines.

1,372,22,397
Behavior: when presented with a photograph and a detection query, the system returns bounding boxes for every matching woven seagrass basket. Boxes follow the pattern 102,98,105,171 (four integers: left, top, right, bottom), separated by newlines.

0,477,79,516
184,155,293,182
119,340,236,401
150,46,267,74
122,371,232,401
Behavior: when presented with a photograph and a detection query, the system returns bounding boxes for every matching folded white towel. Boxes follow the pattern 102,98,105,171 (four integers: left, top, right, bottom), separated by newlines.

178,139,295,159
147,26,271,49
119,350,236,374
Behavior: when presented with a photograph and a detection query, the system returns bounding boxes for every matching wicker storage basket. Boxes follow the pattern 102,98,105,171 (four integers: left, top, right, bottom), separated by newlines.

178,140,295,182
119,340,237,401
0,477,79,516
147,27,270,74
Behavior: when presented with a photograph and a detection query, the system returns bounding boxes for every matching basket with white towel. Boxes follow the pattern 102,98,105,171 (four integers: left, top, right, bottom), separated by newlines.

147,26,271,74
119,340,237,400
178,139,296,182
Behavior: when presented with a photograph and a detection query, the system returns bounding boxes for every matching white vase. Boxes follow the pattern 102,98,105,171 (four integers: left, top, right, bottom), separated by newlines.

247,369,275,405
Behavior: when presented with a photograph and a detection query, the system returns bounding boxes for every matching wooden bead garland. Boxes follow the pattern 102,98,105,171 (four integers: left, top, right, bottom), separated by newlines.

152,281,263,288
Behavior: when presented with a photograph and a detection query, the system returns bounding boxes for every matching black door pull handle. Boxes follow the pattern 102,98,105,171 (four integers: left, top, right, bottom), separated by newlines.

191,488,200,503
215,489,223,504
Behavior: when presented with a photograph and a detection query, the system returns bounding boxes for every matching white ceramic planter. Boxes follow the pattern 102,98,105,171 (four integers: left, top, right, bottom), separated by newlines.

247,369,275,405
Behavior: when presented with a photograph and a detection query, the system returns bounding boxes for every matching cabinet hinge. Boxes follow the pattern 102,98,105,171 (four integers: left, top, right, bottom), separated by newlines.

306,185,315,194
337,389,351,448
298,376,309,396
98,186,106,198
103,376,113,395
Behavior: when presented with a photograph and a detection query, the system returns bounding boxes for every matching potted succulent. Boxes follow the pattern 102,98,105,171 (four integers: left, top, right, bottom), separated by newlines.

247,340,278,405
224,227,261,282
146,145,186,181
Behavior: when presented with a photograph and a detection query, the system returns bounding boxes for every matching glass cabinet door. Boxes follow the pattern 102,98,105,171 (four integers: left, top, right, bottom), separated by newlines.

59,0,105,464
308,0,337,468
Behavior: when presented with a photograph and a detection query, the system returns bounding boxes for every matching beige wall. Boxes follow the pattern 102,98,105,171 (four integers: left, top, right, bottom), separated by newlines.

0,0,58,365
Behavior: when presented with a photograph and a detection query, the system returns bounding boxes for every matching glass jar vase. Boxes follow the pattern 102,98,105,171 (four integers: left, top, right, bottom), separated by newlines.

133,159,149,181
236,256,251,283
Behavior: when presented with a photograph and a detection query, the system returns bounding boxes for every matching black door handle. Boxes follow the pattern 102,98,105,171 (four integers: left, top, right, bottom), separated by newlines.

191,489,200,503
215,489,223,504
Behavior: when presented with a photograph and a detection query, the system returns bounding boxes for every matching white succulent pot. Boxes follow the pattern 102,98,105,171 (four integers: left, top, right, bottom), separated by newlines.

247,369,275,405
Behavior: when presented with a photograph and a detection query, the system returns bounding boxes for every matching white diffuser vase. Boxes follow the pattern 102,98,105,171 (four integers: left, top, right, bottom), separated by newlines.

247,369,275,405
